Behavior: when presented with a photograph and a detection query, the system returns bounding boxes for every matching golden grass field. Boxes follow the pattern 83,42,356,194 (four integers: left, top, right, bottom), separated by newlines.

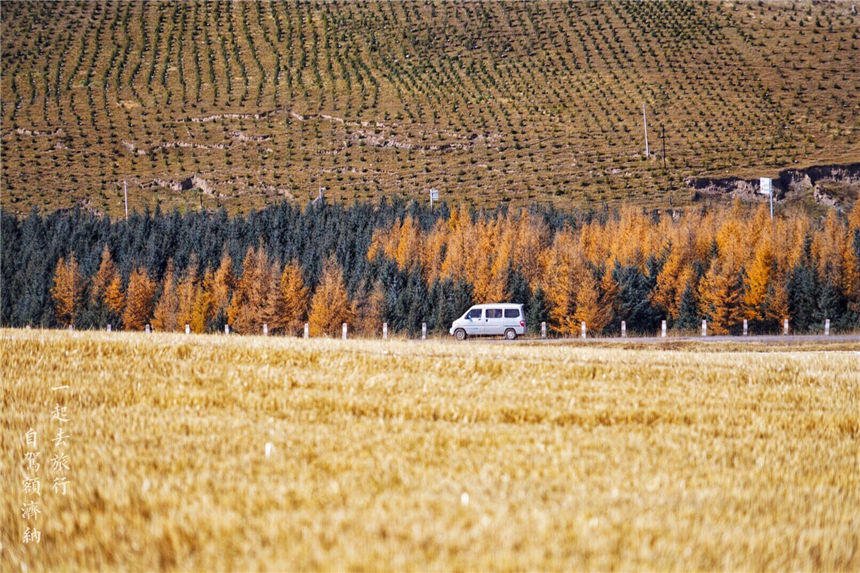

2,329,858,571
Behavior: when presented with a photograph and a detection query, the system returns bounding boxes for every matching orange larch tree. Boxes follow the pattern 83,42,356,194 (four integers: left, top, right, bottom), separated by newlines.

812,211,848,290
765,273,790,325
540,230,583,335
227,244,278,334
90,245,119,306
394,216,422,271
152,259,180,332
697,255,743,334
421,219,448,285
89,245,123,327
573,268,614,335
210,250,235,326
104,274,126,325
652,228,696,320
51,253,84,327
122,267,156,331
308,256,353,336
353,279,386,336
440,207,478,284
270,259,310,335
743,237,775,322
189,268,214,334
472,217,510,303
511,211,550,288
176,257,199,330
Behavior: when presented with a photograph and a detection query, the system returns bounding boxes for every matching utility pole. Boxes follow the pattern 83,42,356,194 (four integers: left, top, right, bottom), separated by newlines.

661,125,666,171
312,186,325,205
770,186,774,221
123,180,129,221
643,103,649,158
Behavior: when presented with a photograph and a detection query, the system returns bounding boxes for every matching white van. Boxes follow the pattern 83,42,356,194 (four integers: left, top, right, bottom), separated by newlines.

449,303,526,340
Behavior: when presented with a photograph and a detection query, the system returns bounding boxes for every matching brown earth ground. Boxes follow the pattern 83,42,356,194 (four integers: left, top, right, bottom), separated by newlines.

1,1,858,216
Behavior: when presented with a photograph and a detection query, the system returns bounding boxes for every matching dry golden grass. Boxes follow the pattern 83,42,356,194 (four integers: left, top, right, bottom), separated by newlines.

1,329,858,571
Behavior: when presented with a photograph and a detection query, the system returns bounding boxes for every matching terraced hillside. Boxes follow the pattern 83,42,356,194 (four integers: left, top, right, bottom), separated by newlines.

1,1,858,215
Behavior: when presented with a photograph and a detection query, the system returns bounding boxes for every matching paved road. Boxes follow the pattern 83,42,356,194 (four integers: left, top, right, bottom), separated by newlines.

455,334,860,345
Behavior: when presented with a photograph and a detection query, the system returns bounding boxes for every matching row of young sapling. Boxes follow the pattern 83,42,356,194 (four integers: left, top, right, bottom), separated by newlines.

3,1,855,211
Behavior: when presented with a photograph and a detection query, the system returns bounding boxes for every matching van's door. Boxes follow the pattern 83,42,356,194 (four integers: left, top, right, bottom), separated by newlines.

464,307,483,335
484,307,505,335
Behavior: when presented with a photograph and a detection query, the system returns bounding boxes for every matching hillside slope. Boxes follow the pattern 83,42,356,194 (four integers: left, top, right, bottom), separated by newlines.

1,0,858,215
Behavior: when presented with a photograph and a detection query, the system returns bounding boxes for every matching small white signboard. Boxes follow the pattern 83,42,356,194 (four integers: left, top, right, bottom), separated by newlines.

759,177,772,195
429,188,439,201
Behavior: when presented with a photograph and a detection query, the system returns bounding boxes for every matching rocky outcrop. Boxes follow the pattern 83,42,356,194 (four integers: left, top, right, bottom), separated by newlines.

149,175,217,195
777,164,860,192
150,178,190,192
228,131,272,142
686,163,860,203
122,140,148,155
15,127,65,137
190,176,215,196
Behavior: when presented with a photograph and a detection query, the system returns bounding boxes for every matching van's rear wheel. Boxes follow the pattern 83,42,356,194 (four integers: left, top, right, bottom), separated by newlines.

454,329,467,341
504,328,517,340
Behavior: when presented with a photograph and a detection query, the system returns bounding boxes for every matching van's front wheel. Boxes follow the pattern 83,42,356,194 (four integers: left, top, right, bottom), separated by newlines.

504,329,517,340
454,329,467,341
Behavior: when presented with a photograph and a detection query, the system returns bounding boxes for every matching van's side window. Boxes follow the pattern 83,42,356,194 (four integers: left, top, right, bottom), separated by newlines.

486,308,503,318
504,309,520,318
467,308,483,319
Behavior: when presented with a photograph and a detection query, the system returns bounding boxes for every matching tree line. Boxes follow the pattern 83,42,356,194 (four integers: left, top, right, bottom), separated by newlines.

2,200,859,336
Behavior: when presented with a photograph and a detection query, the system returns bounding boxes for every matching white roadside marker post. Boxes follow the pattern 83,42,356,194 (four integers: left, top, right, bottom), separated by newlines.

701,320,707,337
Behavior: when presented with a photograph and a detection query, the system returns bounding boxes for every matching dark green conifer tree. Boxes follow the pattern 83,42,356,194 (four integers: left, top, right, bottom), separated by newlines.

506,267,531,306
613,262,661,334
675,284,700,331
526,287,550,336
787,264,818,333
814,278,844,331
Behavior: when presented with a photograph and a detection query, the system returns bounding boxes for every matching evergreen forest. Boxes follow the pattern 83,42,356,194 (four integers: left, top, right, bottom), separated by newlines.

3,200,859,337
